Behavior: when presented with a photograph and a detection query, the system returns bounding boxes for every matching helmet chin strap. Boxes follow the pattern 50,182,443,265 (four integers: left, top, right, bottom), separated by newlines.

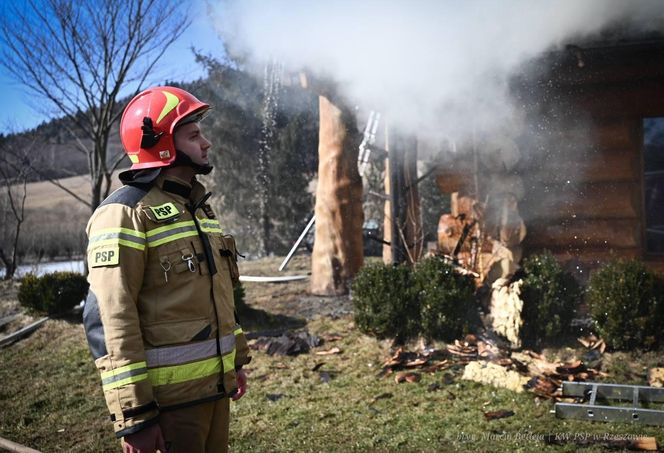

172,149,213,175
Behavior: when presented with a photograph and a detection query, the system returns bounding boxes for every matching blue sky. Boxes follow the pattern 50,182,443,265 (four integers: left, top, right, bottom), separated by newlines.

0,0,225,134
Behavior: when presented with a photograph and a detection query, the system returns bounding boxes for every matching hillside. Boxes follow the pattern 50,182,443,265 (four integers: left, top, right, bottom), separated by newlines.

1,62,321,261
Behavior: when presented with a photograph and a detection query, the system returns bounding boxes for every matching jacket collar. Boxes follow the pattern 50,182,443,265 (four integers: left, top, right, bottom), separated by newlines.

156,174,207,204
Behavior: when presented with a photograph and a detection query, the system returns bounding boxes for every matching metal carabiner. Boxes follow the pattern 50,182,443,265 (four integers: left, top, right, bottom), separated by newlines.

182,253,196,272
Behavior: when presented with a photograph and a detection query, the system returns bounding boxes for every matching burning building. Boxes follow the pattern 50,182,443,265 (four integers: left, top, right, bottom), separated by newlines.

435,32,664,278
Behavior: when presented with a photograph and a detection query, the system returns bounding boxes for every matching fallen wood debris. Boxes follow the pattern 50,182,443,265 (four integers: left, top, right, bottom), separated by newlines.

379,333,605,399
577,334,606,353
395,372,421,384
544,434,658,451
314,347,342,356
446,339,478,360
380,347,453,376
321,333,343,342
250,331,322,356
483,409,515,421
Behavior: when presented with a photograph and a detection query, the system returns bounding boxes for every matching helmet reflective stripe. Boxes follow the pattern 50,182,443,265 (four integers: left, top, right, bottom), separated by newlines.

157,91,180,124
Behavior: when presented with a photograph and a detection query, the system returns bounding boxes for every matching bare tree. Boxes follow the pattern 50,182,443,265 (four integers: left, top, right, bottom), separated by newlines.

0,0,190,210
0,139,35,279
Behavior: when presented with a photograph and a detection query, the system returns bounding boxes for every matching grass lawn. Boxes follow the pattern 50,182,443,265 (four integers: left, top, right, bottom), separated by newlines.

1,256,663,452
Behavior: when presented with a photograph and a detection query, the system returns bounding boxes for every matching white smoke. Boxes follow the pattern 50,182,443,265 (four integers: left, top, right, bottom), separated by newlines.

211,0,664,143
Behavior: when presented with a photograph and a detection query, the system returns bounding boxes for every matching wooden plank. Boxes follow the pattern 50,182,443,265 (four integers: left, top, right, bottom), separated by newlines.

521,182,640,221
644,260,664,274
568,80,664,119
543,42,664,88
436,172,469,194
527,148,638,184
593,118,640,151
526,218,641,249
540,119,635,153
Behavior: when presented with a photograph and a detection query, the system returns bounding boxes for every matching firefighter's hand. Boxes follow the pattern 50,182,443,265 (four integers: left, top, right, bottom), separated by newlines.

232,369,248,401
123,423,166,453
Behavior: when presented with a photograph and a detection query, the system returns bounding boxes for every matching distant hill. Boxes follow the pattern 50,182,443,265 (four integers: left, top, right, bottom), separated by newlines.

0,105,127,182
0,79,205,182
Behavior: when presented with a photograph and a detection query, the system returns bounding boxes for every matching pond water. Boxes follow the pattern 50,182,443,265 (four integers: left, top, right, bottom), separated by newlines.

0,259,85,279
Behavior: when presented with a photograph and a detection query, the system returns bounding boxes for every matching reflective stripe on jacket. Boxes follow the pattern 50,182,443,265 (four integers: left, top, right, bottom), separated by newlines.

83,174,250,437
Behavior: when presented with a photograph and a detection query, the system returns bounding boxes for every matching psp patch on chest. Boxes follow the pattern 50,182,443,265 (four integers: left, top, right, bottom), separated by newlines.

89,246,120,267
149,202,180,221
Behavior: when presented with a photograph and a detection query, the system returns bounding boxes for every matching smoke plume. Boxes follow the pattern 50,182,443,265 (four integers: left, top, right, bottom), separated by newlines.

212,0,664,144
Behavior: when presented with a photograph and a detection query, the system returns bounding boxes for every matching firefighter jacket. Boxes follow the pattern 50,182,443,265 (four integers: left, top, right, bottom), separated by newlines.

82,173,251,438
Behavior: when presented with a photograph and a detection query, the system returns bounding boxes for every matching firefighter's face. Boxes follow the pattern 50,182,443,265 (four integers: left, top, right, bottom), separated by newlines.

173,122,212,166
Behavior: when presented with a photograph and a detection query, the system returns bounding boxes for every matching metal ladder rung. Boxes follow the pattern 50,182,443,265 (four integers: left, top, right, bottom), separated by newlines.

555,381,664,426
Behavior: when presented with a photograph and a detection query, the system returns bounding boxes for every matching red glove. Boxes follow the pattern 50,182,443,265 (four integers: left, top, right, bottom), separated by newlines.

232,369,248,401
123,423,166,453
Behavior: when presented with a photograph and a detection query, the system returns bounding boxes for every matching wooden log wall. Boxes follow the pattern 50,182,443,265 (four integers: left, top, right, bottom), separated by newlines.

436,44,664,273
521,116,641,264
521,83,664,272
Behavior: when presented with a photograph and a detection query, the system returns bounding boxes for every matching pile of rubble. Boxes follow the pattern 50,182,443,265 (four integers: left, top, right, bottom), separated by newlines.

381,334,608,400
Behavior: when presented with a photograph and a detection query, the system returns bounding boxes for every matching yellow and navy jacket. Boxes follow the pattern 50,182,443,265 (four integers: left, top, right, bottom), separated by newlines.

83,173,250,437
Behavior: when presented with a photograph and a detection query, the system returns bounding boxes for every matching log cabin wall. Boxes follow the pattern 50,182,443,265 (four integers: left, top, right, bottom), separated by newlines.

436,38,664,273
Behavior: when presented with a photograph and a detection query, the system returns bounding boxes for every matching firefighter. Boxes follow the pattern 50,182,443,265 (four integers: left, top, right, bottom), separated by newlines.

82,86,251,453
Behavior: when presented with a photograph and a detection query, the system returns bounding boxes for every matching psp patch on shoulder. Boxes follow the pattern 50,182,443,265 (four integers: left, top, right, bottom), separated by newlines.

149,202,180,221
89,245,120,268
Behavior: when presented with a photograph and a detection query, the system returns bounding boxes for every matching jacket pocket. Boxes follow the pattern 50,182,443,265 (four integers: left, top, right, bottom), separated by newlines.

143,317,210,347
218,235,240,286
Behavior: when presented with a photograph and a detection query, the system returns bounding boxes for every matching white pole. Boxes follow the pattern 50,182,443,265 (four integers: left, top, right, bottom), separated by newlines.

278,215,316,271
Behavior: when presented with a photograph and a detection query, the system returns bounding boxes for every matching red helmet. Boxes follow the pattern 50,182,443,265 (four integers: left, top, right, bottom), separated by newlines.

120,86,210,170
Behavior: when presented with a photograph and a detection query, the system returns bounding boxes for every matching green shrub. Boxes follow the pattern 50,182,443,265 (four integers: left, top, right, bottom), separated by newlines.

18,272,89,316
352,263,419,341
414,256,476,341
587,260,663,350
352,257,478,342
519,251,580,347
